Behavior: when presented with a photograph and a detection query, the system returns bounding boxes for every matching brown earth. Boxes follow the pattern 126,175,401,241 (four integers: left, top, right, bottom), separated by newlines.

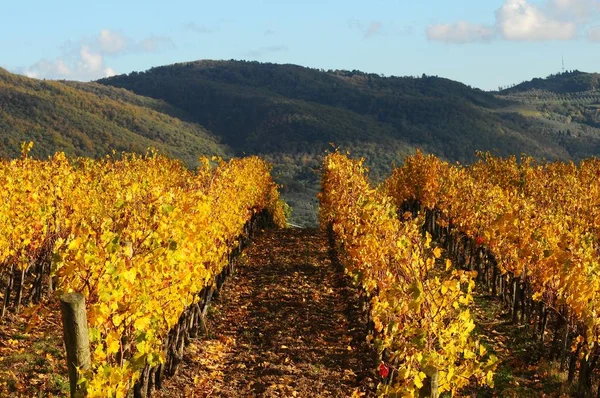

153,228,377,397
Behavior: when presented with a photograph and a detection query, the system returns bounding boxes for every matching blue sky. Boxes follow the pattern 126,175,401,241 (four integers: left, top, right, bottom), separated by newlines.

2,0,599,90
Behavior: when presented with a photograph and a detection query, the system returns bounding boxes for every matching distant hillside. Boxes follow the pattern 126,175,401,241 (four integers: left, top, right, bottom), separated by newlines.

496,71,600,152
0,67,230,165
96,60,600,224
99,60,565,164
501,70,600,94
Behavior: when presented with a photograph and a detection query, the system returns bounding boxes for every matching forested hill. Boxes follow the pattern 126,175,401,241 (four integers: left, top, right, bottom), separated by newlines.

97,60,600,224
98,60,571,165
500,70,600,94
496,71,600,156
0,67,230,165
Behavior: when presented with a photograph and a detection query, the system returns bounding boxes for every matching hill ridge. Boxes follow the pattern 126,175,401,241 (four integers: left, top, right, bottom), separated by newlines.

0,68,231,165
500,70,600,94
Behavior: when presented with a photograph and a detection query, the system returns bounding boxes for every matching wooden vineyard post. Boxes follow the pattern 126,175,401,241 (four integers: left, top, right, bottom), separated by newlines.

430,370,440,398
60,292,91,398
424,367,439,398
2,264,15,318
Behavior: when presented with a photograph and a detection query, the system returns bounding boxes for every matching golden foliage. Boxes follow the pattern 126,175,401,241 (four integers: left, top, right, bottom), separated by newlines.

0,145,285,396
385,151,600,370
319,152,496,396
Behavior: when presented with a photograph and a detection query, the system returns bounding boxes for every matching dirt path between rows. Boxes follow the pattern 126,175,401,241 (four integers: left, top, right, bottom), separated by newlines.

154,228,377,397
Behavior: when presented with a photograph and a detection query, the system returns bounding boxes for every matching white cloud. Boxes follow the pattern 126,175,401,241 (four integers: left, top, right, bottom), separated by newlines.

23,59,71,79
497,0,577,40
104,67,117,78
23,45,113,80
98,29,128,54
426,0,591,43
78,45,103,74
56,59,72,76
548,0,600,21
18,29,176,81
97,30,174,54
589,25,600,40
426,22,494,43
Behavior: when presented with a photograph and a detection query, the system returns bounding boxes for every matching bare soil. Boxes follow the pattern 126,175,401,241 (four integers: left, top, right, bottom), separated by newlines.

154,228,377,397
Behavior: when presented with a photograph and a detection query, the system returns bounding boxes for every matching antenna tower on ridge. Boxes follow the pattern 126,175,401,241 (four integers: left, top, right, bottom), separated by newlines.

562,55,565,73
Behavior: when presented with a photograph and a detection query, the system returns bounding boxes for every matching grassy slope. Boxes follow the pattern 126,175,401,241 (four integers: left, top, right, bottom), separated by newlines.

0,68,231,166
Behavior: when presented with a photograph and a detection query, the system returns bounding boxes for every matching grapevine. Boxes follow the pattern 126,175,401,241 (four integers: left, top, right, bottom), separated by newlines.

0,145,285,396
319,151,496,396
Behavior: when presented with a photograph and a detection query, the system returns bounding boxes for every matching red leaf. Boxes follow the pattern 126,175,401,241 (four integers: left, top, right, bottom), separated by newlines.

379,361,389,378
476,236,484,246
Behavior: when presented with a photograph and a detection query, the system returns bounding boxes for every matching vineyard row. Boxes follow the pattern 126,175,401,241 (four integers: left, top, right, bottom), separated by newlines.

0,145,286,397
